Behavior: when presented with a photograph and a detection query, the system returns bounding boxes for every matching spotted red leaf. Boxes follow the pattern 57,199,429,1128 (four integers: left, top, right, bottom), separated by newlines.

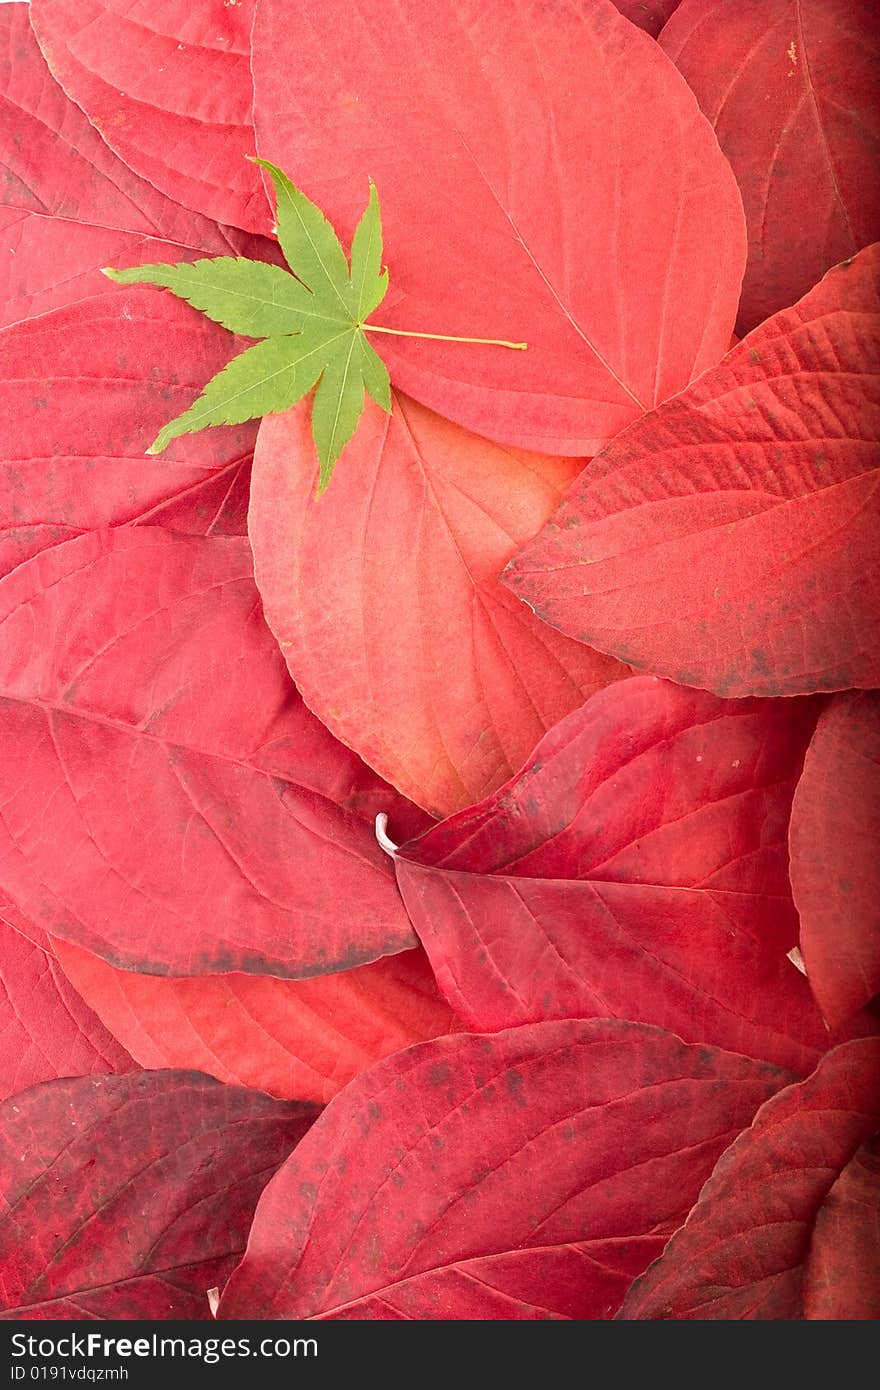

661,0,880,334
803,1131,880,1320
250,396,628,818
29,0,267,235
789,691,880,1028
218,1020,790,1321
0,3,278,329
53,939,459,1105
393,676,834,1074
506,246,880,697
250,0,745,455
0,919,134,1101
0,1070,318,1320
619,1037,880,1319
0,527,423,976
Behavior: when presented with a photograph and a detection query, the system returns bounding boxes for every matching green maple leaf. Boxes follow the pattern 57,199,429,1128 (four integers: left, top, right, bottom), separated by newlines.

104,160,524,492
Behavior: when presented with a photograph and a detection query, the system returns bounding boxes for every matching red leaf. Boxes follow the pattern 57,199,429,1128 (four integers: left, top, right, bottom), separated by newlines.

29,0,268,235
613,1,681,35
0,919,134,1101
506,245,880,697
789,691,880,1028
251,396,629,817
0,289,259,576
0,1070,318,1319
250,0,745,454
619,1037,880,1319
661,0,880,334
53,939,460,1105
803,1131,880,1320
0,527,422,976
394,676,832,1074
218,1020,790,1320
0,3,277,329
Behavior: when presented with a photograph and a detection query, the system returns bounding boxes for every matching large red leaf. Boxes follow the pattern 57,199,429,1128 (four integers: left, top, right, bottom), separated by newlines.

393,676,832,1074
0,526,423,976
251,396,629,817
54,939,459,1105
218,1020,790,1320
789,691,880,1028
250,0,745,455
0,919,134,1101
619,1037,880,1319
0,1070,318,1319
29,0,267,235
803,1131,880,1320
0,288,260,576
506,245,880,697
0,3,277,329
661,0,880,334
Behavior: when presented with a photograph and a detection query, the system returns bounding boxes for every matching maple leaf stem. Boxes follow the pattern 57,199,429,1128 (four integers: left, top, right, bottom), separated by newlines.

364,324,527,350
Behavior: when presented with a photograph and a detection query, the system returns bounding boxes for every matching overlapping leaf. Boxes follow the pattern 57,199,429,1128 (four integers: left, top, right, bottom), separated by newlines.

393,676,833,1073
0,918,134,1100
0,1070,318,1320
250,0,745,454
29,0,266,234
0,527,424,976
619,1038,880,1319
506,246,880,697
250,395,629,817
661,0,880,334
0,4,278,329
803,1132,880,1320
54,939,459,1105
615,1,682,34
789,691,880,1028
219,1020,790,1320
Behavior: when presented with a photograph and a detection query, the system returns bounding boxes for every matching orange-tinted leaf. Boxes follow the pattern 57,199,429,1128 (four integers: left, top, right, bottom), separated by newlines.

219,1020,790,1320
790,691,880,1027
0,1071,318,1319
0,527,422,976
619,1038,880,1319
54,939,459,1105
395,677,832,1073
0,919,133,1101
251,0,745,454
250,395,628,817
661,0,880,333
30,0,268,234
507,246,880,697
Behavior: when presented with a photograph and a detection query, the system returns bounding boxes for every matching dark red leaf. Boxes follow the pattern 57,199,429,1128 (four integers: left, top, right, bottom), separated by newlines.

661,0,880,334
614,1,681,35
394,676,832,1073
218,1019,790,1320
0,3,278,329
506,245,880,698
29,0,268,234
803,1131,880,1320
0,527,423,976
619,1037,880,1319
250,395,629,817
789,691,880,1028
250,0,745,454
0,288,261,576
53,939,460,1104
0,1070,318,1319
0,919,133,1101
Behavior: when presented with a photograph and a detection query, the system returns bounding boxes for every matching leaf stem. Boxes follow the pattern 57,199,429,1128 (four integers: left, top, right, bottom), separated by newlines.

363,323,527,350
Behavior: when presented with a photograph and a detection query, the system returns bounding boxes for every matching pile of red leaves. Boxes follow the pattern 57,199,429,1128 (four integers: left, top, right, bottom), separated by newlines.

0,0,878,1321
